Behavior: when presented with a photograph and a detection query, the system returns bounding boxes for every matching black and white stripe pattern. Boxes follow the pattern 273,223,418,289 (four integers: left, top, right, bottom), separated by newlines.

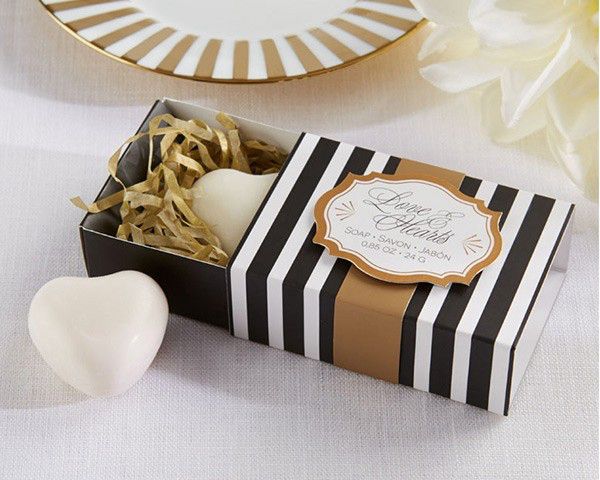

426,183,517,399
493,201,573,414
228,133,400,356
228,132,314,340
227,133,573,415
399,181,573,414
304,153,400,361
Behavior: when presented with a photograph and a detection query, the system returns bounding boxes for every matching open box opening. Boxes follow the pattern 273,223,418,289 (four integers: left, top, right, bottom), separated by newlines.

80,98,300,327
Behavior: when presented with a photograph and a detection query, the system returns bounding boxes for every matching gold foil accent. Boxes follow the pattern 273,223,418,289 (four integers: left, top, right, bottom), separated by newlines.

233,41,249,80
157,34,196,73
123,28,175,63
329,19,388,48
93,19,156,49
47,0,115,13
349,8,417,32
73,113,288,265
260,39,286,78
285,35,323,72
195,39,222,77
66,7,139,31
309,28,357,62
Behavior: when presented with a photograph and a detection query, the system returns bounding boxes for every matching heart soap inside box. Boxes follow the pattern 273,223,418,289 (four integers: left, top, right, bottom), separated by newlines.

79,98,301,327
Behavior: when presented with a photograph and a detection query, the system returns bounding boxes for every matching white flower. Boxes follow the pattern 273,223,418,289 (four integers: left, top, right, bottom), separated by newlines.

413,0,599,198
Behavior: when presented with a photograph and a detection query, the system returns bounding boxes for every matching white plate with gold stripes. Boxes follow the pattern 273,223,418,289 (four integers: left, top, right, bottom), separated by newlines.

39,0,424,83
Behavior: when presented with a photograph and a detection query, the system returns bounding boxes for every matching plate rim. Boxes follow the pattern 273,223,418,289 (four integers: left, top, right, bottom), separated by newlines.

37,0,427,84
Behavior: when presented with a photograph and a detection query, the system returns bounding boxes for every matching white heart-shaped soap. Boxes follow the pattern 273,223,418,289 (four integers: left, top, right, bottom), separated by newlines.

28,271,168,397
190,169,277,256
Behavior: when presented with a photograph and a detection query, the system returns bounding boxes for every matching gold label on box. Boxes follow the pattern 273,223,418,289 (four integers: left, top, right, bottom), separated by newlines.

313,172,502,286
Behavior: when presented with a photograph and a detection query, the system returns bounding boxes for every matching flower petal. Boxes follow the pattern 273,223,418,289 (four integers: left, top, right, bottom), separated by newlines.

411,0,471,26
481,84,546,143
547,120,599,199
546,63,598,141
500,30,578,127
418,26,477,61
420,52,503,93
572,11,599,74
469,0,568,54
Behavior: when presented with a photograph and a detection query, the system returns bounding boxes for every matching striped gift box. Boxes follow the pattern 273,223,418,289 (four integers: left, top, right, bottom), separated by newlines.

80,99,574,415
227,133,574,416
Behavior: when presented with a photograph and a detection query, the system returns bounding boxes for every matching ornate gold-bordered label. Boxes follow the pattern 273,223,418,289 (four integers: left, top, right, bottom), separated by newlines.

313,172,502,286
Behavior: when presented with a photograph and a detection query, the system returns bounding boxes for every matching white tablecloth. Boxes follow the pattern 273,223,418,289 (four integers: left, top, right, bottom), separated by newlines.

0,3,597,479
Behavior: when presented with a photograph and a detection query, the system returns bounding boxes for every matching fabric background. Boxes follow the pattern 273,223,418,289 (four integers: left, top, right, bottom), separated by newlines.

0,2,597,479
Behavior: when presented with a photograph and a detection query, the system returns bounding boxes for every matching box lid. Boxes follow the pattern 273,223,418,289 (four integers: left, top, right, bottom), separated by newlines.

227,132,574,415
